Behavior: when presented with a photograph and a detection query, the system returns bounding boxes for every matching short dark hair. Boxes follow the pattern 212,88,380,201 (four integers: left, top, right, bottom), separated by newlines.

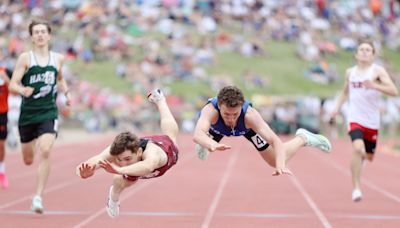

109,132,140,156
217,86,245,108
29,20,52,36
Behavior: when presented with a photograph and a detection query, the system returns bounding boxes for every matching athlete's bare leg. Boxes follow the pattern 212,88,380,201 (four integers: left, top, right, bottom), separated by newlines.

351,139,366,191
148,89,179,143
259,136,306,167
110,175,137,202
22,140,36,165
35,133,56,197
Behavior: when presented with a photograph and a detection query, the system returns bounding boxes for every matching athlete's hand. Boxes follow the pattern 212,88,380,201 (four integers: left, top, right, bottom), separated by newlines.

77,163,96,179
209,143,231,152
272,167,293,176
20,86,34,97
65,93,71,106
99,160,120,174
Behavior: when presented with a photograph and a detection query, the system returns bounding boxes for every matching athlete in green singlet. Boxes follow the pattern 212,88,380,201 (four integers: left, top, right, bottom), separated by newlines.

9,20,70,214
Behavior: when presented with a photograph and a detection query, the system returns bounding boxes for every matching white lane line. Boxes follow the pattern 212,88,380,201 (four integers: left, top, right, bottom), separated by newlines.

201,151,238,228
290,175,332,228
2,210,400,221
121,211,197,216
331,213,400,220
315,153,400,203
0,178,81,210
221,212,309,218
0,210,91,215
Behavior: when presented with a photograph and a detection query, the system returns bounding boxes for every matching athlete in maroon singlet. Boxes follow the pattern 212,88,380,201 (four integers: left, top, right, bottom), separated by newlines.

76,89,179,218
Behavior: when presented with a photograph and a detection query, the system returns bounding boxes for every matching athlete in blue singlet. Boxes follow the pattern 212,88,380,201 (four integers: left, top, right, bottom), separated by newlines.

193,85,332,176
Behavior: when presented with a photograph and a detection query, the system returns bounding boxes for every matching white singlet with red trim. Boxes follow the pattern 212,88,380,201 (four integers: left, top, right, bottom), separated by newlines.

347,64,381,129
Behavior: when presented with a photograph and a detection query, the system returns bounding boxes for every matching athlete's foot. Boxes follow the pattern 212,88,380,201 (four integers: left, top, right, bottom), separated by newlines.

0,172,9,189
147,89,165,103
31,195,44,214
352,189,362,202
195,144,209,161
106,186,120,218
296,128,331,152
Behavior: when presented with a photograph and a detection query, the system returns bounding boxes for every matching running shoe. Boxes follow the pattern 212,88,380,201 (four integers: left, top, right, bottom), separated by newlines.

31,195,44,214
106,186,120,218
0,172,9,189
195,144,209,161
296,128,332,152
147,89,165,103
352,189,362,202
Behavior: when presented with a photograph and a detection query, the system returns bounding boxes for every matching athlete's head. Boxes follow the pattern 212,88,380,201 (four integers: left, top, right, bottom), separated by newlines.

29,20,52,47
355,40,375,64
110,132,143,166
217,86,244,127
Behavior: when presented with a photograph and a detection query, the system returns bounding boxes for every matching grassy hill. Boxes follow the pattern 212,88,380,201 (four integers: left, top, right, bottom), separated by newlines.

69,40,399,100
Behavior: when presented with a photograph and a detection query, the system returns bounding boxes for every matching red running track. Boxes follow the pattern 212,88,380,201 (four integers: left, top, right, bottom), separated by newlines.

0,134,399,228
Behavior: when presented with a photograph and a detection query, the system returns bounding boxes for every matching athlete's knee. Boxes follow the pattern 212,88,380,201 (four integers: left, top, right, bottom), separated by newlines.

113,176,132,191
40,150,51,160
353,146,365,156
22,148,34,165
23,156,34,165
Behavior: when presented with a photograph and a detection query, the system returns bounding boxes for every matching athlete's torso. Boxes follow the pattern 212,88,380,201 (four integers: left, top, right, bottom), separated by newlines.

124,135,179,181
347,64,381,129
19,50,59,126
207,97,252,136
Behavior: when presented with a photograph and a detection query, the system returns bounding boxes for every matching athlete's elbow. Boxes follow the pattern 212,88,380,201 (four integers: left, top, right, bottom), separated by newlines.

388,88,398,96
192,132,201,144
392,88,399,96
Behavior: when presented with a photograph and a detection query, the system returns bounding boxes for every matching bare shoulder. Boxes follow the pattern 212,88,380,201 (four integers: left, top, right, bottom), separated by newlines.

201,103,218,118
373,64,387,74
53,52,65,62
17,52,30,62
244,106,261,126
344,67,353,79
143,143,167,161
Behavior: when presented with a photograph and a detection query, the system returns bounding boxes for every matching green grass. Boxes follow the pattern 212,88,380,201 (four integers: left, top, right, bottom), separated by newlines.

70,61,133,94
69,40,400,100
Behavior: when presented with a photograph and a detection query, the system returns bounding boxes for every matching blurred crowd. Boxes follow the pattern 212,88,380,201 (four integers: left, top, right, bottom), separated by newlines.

1,0,400,140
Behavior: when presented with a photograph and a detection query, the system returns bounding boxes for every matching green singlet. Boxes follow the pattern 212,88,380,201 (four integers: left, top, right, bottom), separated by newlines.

19,51,59,126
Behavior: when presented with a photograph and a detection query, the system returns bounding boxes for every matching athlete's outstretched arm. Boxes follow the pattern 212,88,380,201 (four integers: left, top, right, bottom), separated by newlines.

245,107,291,176
76,146,113,178
8,52,34,97
193,104,231,151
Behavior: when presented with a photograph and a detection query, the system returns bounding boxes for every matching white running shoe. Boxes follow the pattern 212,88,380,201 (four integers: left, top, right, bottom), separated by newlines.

106,186,120,218
296,128,332,153
31,195,44,214
352,189,362,202
147,89,165,103
195,144,209,161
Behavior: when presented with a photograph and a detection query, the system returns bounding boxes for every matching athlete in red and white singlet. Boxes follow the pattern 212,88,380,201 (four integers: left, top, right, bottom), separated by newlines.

331,41,398,202
348,64,381,130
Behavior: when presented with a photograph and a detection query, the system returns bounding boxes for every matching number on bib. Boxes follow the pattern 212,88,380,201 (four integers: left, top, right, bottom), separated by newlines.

251,134,267,149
